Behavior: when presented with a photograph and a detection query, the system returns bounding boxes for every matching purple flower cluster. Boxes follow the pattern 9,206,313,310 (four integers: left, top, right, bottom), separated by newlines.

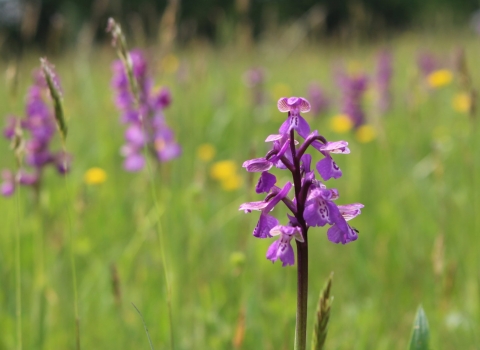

307,83,329,117
239,97,363,266
337,72,368,128
111,49,181,171
1,69,70,197
375,50,393,114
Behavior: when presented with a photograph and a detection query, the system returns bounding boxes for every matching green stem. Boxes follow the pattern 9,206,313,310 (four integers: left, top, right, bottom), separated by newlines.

109,26,175,346
294,234,309,350
35,204,46,349
61,145,80,350
14,186,23,350
145,147,175,350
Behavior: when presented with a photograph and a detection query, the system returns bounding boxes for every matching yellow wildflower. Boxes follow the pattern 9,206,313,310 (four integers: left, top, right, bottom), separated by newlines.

84,167,107,185
427,69,453,88
162,54,180,74
210,160,243,191
355,125,376,143
210,160,237,181
221,174,243,191
330,114,353,133
197,143,216,162
271,83,292,100
452,92,471,113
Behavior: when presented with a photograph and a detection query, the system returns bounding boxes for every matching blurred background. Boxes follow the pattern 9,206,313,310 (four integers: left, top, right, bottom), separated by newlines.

1,0,480,350
1,0,480,53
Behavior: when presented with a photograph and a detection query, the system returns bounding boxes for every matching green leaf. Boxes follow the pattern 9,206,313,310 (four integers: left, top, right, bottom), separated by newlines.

408,305,430,350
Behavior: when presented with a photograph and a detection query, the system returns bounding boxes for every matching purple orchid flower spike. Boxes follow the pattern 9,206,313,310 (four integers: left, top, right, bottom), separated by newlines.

2,65,70,198
239,95,363,350
240,95,363,263
338,72,368,128
278,97,311,138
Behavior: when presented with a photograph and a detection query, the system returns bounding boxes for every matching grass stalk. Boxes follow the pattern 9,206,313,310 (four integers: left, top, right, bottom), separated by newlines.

63,172,81,350
107,19,175,349
132,303,155,350
35,206,47,349
14,186,23,350
41,57,80,350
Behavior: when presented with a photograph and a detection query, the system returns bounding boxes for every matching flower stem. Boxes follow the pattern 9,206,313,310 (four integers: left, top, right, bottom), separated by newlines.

14,186,23,350
295,233,309,350
289,128,310,350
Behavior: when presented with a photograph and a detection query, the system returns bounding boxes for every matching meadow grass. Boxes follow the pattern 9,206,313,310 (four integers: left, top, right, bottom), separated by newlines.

0,29,479,349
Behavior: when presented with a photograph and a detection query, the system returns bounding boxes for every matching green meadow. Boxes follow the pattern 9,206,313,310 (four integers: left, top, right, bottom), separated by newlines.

1,29,479,349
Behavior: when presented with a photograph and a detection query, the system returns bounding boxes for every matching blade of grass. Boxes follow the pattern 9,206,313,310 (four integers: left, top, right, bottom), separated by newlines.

408,305,430,350
132,303,155,350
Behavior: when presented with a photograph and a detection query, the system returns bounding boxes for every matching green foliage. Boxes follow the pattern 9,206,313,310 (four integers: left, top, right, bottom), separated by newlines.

409,306,430,350
0,30,479,349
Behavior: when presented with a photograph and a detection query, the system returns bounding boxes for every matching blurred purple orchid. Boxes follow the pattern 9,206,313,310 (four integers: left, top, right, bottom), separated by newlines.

111,49,181,172
337,72,368,127
375,50,393,114
308,83,329,117
1,67,70,197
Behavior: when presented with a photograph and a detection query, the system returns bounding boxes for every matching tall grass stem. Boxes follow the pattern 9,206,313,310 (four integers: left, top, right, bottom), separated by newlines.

143,133,175,350
132,303,155,350
14,187,23,350
110,22,176,347
60,139,81,350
